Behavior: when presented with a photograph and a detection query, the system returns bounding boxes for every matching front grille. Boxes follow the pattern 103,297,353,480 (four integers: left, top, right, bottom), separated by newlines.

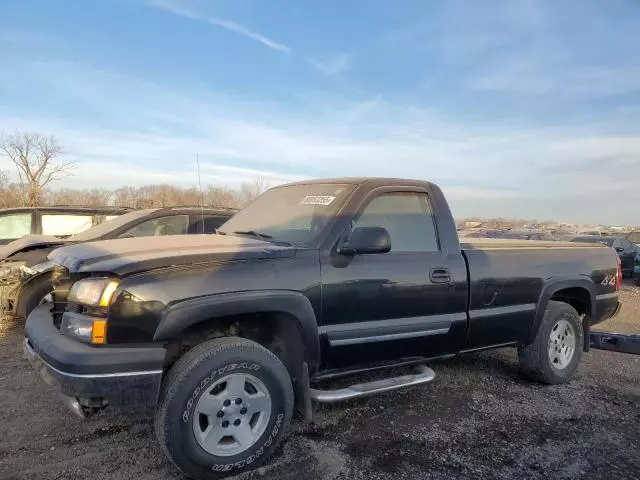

51,266,71,329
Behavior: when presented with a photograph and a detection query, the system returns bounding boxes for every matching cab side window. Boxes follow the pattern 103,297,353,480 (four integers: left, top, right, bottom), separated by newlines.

354,192,439,252
41,214,93,236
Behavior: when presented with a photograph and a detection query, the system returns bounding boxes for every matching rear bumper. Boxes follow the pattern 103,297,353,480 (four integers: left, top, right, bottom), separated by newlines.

24,305,166,408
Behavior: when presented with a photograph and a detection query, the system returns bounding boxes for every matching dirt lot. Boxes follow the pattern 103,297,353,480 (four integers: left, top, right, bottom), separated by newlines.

0,286,638,480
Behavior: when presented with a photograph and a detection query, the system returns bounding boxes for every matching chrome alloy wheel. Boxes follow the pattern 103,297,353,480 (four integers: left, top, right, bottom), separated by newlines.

39,292,53,305
548,319,576,370
192,373,272,457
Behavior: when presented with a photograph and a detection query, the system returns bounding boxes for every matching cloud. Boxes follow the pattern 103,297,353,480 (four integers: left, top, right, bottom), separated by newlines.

389,0,640,99
149,0,290,53
1,56,640,224
310,54,351,76
472,57,640,96
207,18,290,53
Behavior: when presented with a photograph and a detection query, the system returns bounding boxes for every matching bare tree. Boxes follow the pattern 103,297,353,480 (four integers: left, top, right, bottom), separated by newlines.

239,177,268,206
0,132,75,206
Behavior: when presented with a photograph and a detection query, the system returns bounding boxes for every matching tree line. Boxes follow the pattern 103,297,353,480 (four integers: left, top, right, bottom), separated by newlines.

0,131,266,209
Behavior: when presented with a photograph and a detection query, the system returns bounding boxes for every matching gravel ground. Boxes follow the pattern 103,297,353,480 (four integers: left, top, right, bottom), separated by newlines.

0,288,638,480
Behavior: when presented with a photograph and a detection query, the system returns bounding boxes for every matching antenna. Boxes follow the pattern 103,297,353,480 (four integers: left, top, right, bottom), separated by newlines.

196,153,205,233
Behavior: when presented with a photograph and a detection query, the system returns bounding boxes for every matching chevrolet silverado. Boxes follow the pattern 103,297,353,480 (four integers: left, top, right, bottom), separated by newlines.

23,177,621,479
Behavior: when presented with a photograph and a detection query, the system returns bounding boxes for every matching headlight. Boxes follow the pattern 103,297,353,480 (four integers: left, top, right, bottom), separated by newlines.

60,312,107,344
68,278,120,307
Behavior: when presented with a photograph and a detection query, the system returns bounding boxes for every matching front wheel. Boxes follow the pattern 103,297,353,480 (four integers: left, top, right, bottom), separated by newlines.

155,336,294,479
16,273,54,321
518,301,584,384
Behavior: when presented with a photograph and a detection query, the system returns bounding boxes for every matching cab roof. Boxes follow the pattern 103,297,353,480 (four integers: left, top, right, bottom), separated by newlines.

277,177,436,189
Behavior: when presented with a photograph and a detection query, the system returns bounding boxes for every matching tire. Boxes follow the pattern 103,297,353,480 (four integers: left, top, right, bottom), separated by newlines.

518,301,584,385
15,273,54,322
155,336,294,479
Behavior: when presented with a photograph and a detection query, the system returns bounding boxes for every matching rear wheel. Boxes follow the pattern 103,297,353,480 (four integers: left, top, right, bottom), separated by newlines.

518,301,583,384
155,336,294,479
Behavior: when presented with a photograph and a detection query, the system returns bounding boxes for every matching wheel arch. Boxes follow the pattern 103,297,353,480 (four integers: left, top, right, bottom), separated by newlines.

531,276,596,351
15,271,55,320
154,290,321,377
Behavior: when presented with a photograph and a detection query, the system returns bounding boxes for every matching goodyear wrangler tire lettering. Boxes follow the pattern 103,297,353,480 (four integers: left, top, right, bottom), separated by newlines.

181,363,262,423
211,414,284,473
155,337,294,479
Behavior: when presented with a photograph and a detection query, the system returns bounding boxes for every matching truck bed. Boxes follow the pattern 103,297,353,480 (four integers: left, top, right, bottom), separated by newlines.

459,237,617,349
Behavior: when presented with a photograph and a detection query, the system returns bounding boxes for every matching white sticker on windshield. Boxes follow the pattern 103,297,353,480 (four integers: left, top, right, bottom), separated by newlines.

299,195,336,206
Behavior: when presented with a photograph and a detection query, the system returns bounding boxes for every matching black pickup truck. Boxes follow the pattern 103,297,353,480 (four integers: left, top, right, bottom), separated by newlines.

23,178,621,479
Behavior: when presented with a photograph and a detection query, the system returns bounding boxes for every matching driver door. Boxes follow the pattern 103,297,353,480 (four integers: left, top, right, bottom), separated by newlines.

319,189,467,369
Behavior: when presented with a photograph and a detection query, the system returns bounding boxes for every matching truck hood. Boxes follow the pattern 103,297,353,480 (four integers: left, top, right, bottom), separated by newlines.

0,235,72,261
48,234,297,276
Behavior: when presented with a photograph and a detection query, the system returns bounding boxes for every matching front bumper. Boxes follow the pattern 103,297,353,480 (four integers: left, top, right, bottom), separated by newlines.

24,304,166,408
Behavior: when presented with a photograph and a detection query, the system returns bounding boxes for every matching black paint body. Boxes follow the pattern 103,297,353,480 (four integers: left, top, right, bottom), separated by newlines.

28,177,621,385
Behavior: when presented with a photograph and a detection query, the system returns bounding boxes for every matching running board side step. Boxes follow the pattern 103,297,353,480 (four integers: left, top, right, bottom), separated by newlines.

310,365,435,403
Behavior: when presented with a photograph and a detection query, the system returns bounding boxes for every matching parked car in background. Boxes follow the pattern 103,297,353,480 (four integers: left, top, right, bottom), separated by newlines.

1,206,237,321
569,235,637,277
633,252,640,285
625,231,640,246
500,230,556,241
460,229,555,241
0,206,131,245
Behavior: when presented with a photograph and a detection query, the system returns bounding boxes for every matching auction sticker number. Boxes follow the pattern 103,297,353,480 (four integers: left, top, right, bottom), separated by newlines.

299,195,336,206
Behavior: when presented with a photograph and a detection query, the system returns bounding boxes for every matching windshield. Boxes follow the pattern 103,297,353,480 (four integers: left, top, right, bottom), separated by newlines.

70,209,158,241
218,183,354,246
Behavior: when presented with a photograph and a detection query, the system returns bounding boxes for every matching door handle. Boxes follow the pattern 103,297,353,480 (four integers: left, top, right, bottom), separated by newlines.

430,268,452,284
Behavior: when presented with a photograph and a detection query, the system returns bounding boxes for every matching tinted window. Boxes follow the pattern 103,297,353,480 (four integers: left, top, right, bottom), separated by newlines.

124,215,189,237
0,213,32,240
190,215,228,234
354,192,439,252
41,214,93,236
71,209,159,241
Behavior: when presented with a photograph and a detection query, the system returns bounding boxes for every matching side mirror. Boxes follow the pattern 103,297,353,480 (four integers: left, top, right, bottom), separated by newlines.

338,227,391,255
615,247,625,253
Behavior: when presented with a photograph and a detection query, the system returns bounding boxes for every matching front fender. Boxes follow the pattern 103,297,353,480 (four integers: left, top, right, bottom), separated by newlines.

154,290,320,375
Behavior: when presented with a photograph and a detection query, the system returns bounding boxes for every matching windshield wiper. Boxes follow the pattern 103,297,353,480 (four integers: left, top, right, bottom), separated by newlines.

227,230,292,246
232,230,274,240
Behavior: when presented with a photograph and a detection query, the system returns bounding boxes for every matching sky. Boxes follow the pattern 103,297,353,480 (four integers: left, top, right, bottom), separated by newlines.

1,0,639,224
